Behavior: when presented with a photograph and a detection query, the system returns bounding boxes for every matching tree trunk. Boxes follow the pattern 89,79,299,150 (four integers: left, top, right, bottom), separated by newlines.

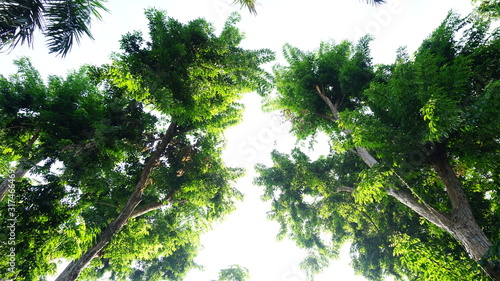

428,143,500,279
55,122,178,281
316,86,500,279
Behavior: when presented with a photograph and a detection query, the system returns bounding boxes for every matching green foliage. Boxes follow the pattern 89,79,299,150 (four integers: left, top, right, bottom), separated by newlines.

214,265,250,281
473,0,500,19
113,9,274,131
2,9,273,280
232,0,258,15
255,149,419,280
353,167,391,205
391,234,487,281
63,10,272,280
0,58,156,280
269,36,374,140
257,12,500,281
0,57,157,185
0,0,108,56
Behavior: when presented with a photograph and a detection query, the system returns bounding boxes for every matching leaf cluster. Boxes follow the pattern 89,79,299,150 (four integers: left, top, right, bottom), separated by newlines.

0,0,108,56
256,11,500,281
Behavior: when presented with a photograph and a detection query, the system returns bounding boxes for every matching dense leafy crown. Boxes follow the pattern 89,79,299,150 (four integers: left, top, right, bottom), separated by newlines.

0,9,274,280
106,9,274,131
256,12,499,281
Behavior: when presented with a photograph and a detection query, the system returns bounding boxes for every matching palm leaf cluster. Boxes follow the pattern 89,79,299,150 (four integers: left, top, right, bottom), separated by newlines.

233,0,385,15
0,0,108,56
1,0,387,56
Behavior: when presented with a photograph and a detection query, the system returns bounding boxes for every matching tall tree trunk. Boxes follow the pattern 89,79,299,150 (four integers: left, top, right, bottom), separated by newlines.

55,122,178,281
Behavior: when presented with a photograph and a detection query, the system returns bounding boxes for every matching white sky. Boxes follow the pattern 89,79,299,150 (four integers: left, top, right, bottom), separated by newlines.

0,0,476,280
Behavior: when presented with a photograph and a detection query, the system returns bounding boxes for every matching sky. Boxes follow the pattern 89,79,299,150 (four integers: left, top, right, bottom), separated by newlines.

0,0,477,280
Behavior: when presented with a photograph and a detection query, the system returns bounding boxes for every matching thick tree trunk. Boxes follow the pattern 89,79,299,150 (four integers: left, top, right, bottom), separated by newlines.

316,85,500,279
386,143,500,279
428,144,500,279
55,122,178,281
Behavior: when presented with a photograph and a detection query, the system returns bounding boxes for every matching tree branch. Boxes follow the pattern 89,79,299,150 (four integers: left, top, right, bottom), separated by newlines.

336,185,381,232
314,112,337,122
354,146,379,168
95,202,120,209
428,143,474,218
315,84,339,120
130,190,180,219
130,201,167,219
387,187,452,231
336,186,355,193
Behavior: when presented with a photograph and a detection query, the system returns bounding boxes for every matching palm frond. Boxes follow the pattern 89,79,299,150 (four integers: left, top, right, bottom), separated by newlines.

365,0,386,5
0,0,45,51
44,0,108,56
232,0,258,15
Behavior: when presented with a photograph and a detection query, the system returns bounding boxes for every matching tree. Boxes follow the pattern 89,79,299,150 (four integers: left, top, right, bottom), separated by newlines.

255,149,489,280
256,12,500,280
0,57,159,280
0,0,109,56
51,9,273,281
0,57,154,202
214,265,250,281
0,9,273,280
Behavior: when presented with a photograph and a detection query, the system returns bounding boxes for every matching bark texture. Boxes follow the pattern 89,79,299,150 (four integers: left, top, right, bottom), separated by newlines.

428,144,500,279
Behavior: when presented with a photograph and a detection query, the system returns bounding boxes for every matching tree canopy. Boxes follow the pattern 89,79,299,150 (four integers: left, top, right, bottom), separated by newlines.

1,1,499,281
256,12,500,280
0,9,273,281
214,265,250,281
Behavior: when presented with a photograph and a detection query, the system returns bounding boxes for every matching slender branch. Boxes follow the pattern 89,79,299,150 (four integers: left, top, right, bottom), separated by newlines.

314,112,337,122
130,201,167,219
130,190,180,219
336,186,355,193
315,84,339,120
95,202,120,209
314,85,378,167
356,205,381,232
335,185,381,232
26,127,41,149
